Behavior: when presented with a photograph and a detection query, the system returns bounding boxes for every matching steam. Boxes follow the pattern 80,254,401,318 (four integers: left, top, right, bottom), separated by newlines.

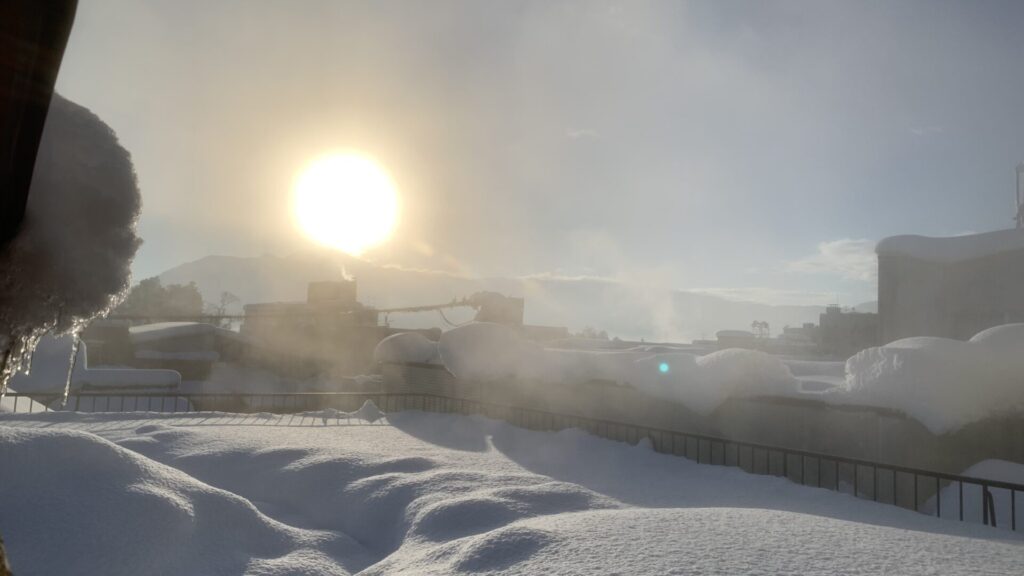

0,94,142,398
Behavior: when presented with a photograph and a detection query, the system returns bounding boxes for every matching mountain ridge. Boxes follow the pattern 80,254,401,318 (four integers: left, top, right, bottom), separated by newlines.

159,252,829,342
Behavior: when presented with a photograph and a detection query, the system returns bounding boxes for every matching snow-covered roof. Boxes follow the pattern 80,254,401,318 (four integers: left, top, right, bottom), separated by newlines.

129,322,215,343
134,350,220,362
876,228,1024,263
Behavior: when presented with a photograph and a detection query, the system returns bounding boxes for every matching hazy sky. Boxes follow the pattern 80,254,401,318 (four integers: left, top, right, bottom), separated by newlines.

54,0,1024,306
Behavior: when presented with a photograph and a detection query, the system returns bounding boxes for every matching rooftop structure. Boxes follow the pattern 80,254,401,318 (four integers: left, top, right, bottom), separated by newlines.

877,228,1024,342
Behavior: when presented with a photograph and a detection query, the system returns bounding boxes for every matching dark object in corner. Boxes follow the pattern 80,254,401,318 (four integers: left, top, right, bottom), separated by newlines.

0,3,79,574
0,533,10,576
0,0,78,246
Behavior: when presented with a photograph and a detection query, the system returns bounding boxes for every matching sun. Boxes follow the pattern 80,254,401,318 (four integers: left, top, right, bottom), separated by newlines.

292,152,399,255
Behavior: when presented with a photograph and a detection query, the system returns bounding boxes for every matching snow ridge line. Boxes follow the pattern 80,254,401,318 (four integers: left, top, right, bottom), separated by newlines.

4,390,1022,530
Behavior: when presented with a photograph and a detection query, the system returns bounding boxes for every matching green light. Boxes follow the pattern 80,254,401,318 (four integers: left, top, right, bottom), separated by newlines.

658,362,670,374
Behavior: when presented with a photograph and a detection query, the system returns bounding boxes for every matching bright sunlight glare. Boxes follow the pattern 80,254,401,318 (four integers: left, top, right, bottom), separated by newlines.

292,152,399,255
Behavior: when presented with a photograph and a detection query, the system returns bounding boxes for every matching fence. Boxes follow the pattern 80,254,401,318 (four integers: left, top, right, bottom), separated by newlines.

2,390,1020,531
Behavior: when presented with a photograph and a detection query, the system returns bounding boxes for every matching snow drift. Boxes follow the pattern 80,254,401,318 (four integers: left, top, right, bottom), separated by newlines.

841,323,1024,433
0,94,141,393
1,410,1021,575
923,459,1024,525
386,322,1024,434
432,323,799,414
374,332,441,365
0,427,369,575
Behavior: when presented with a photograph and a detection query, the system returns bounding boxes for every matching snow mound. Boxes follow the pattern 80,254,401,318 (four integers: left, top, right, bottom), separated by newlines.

303,400,385,423
924,460,1024,527
628,349,797,413
3,411,1023,574
783,359,846,377
841,324,1024,433
94,416,617,572
437,323,798,415
129,322,215,343
373,332,440,365
432,322,1024,431
0,427,367,575
438,323,544,381
969,323,1024,349
379,507,1024,575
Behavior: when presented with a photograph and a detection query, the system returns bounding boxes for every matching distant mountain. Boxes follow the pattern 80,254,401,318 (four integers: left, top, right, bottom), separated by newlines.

159,253,825,342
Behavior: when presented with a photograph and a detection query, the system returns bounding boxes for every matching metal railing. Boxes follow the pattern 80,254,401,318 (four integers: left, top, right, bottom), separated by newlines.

2,390,1020,531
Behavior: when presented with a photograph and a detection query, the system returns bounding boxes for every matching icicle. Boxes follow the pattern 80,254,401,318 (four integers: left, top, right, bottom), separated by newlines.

0,328,45,399
60,333,82,408
0,340,11,399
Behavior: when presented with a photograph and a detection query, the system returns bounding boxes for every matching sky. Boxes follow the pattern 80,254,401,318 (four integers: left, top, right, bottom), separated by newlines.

53,0,1024,307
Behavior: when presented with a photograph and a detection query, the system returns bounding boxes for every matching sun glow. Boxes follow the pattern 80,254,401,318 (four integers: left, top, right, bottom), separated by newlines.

292,153,399,255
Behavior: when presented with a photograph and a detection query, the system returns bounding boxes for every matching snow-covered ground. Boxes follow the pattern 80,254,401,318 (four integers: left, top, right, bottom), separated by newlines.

1,407,1021,575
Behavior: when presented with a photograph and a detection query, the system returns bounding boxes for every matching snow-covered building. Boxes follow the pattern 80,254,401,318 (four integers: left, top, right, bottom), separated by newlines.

877,228,1024,342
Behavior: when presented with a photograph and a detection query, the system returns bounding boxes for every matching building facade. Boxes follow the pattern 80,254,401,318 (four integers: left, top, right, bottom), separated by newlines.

877,228,1024,342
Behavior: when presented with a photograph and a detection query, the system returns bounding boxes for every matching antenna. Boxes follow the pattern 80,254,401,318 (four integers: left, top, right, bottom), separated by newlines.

1017,162,1024,229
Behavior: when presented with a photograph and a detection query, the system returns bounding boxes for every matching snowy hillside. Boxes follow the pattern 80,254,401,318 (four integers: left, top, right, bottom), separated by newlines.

159,253,825,341
1,408,1021,575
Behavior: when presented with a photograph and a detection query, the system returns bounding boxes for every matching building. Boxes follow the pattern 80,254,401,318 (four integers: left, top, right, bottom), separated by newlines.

241,280,402,378
817,305,878,357
781,323,819,343
877,228,1024,342
240,281,560,378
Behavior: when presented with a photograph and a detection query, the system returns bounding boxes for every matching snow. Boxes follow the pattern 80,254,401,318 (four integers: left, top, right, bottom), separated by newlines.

630,350,796,413
438,322,546,381
129,322,216,344
134,350,221,362
435,323,799,413
877,228,1024,263
373,332,440,365
8,335,180,394
0,393,46,414
419,322,1024,433
301,400,386,424
782,359,845,378
1,409,1021,575
924,460,1024,526
839,324,1024,433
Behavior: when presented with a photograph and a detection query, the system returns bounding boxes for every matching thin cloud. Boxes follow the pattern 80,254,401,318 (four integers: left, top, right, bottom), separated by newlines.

787,238,877,282
690,287,838,307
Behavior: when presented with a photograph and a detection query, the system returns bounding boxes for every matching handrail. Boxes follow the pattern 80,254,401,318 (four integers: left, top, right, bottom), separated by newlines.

2,390,1020,530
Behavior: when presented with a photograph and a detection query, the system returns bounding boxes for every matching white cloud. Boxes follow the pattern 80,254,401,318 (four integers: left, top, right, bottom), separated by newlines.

689,287,839,307
787,238,877,282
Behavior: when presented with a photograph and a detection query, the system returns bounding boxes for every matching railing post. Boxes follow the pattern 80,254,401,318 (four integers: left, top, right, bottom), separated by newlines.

983,486,996,528
959,481,964,521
